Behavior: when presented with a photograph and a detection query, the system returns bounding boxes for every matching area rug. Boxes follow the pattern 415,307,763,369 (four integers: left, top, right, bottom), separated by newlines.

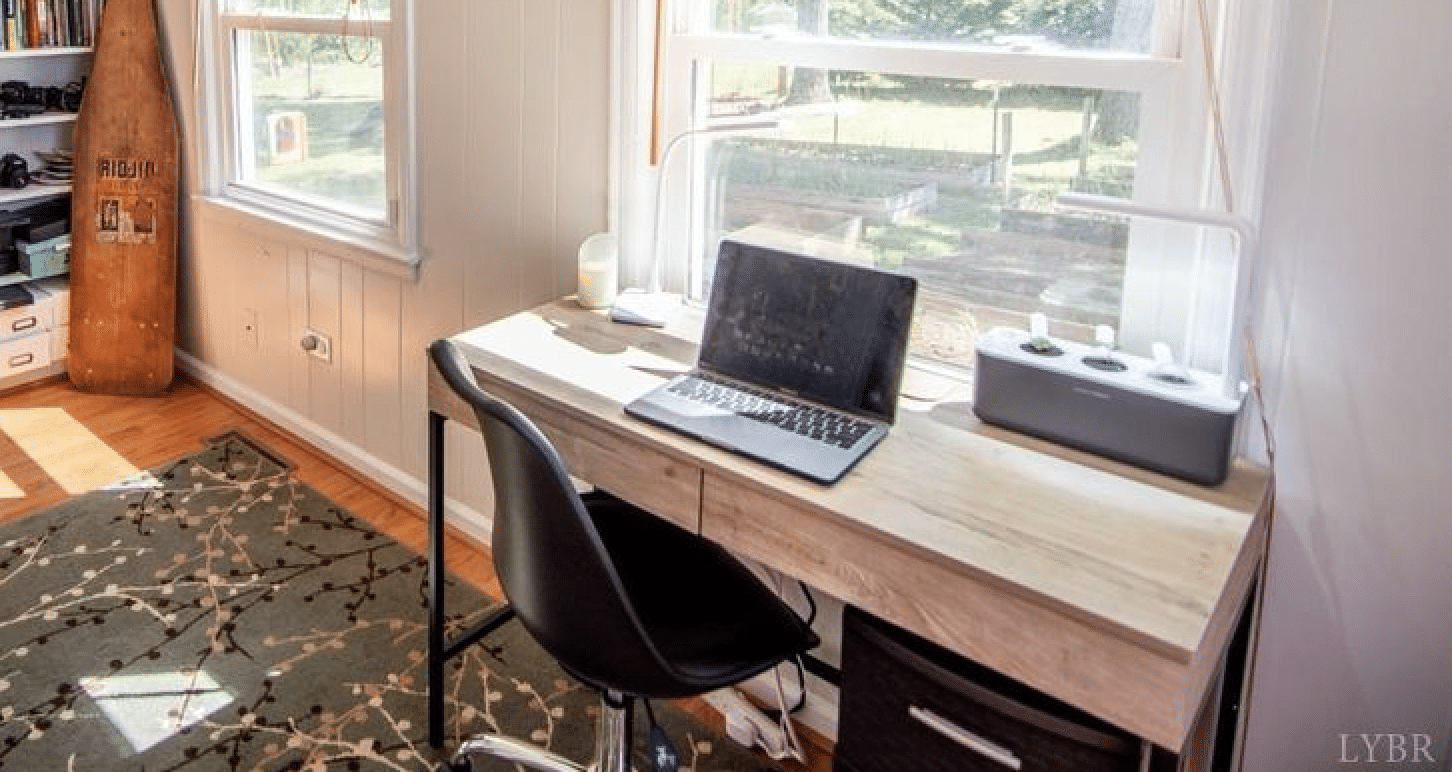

0,431,778,771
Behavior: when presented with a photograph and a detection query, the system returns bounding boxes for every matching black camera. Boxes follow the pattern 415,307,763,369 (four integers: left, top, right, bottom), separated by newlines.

0,79,84,114
0,154,29,189
61,79,85,112
1,81,41,105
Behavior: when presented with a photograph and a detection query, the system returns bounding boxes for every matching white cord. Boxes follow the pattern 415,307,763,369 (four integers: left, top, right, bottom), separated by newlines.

1195,0,1236,213
765,571,807,763
771,661,806,764
1193,0,1279,481
341,0,374,64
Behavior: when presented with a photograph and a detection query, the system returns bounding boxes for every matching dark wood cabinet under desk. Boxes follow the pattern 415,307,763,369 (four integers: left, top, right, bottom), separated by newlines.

835,605,1182,772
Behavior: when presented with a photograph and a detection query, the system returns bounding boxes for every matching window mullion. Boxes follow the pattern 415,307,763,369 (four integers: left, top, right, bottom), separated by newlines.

647,45,700,294
1150,0,1186,57
672,34,1177,93
1116,41,1217,362
230,29,257,188
383,8,412,242
220,13,382,36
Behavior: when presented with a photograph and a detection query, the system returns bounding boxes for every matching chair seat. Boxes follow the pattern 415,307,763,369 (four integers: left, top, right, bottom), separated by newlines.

584,493,820,698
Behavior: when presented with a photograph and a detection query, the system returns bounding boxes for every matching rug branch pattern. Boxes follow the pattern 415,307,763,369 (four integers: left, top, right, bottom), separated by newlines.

0,432,774,772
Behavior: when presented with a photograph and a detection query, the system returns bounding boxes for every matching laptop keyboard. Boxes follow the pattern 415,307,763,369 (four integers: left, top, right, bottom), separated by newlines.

667,373,875,450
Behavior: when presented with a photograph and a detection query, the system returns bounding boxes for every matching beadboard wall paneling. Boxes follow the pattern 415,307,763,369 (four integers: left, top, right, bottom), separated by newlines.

361,270,405,471
162,0,611,524
305,253,345,436
517,0,562,316
340,260,367,446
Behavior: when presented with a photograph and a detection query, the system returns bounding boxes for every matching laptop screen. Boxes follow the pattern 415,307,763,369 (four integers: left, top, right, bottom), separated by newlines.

699,240,918,422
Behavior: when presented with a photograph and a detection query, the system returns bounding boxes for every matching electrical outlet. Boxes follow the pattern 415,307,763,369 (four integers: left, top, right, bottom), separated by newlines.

240,308,258,349
300,328,332,363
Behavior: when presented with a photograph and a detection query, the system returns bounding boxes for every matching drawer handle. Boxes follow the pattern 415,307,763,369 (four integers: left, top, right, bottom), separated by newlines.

909,705,1022,770
11,316,37,333
8,353,34,368
851,614,1135,754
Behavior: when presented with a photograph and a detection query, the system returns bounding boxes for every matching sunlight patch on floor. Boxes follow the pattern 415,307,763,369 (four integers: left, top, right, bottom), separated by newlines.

80,669,236,754
0,467,21,499
0,408,145,495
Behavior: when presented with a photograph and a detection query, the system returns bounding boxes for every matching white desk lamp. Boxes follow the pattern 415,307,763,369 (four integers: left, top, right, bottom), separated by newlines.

610,118,782,327
1054,192,1259,402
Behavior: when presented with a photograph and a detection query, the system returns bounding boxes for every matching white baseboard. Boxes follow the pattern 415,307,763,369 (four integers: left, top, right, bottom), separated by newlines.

174,349,494,547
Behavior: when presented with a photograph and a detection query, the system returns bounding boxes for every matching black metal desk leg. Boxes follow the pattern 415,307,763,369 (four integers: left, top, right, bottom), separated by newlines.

428,409,447,748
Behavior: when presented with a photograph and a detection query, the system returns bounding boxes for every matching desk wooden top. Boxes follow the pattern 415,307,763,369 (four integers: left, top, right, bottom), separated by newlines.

432,299,1273,750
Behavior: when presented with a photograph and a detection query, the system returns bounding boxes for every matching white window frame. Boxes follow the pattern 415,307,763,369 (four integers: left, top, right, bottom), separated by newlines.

612,0,1281,373
197,0,418,267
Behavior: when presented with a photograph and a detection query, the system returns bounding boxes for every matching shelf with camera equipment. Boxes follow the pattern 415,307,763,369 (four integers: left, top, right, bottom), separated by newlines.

0,70,86,207
0,31,88,389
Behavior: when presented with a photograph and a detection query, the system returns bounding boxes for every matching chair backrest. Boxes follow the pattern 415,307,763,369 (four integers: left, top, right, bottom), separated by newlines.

429,339,678,694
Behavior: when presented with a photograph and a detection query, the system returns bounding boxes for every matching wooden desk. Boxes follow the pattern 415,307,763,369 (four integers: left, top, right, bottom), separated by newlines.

428,299,1272,752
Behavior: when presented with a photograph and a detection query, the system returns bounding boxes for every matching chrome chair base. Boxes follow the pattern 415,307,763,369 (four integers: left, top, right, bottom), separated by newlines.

450,691,632,772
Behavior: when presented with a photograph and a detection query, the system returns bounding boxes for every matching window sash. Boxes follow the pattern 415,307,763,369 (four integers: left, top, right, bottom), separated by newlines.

668,35,1179,93
672,0,1187,59
205,4,414,256
624,0,1233,371
220,11,388,33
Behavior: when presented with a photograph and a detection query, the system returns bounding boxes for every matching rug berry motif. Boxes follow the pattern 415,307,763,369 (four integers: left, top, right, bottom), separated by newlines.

0,432,773,771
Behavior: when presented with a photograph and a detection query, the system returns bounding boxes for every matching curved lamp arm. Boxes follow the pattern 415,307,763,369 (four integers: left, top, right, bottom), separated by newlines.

1056,192,1259,402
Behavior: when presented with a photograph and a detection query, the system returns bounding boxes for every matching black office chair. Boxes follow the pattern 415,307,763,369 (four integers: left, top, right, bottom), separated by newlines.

428,339,820,772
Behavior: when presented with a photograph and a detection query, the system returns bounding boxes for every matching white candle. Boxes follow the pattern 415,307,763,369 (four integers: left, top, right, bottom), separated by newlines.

576,232,619,309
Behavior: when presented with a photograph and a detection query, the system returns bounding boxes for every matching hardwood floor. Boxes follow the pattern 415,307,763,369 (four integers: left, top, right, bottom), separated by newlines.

0,375,501,597
0,373,833,772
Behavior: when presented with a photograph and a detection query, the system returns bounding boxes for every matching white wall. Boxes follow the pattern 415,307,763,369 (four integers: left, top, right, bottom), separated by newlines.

158,0,611,531
1243,0,1452,769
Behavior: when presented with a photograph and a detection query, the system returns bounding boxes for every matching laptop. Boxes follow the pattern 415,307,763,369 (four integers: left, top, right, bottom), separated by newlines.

625,239,918,484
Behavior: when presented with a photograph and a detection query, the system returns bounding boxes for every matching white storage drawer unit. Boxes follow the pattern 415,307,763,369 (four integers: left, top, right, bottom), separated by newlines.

0,276,69,388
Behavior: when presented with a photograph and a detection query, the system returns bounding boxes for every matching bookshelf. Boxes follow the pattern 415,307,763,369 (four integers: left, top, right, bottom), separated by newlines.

0,9,89,388
5,0,101,51
0,44,87,58
1,46,90,158
1,36,86,211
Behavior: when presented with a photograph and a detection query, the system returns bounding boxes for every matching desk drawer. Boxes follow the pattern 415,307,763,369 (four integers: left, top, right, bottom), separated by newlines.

835,606,1144,772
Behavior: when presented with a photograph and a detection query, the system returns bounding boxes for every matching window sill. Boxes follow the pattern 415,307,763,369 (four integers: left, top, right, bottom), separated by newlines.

192,195,421,281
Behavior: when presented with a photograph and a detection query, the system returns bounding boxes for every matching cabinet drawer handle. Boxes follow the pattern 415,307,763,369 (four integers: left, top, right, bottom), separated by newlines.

11,316,38,333
8,353,34,368
851,615,1135,754
909,705,1022,770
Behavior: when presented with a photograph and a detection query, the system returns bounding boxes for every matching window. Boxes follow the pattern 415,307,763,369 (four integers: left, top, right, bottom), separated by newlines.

618,0,1264,375
202,0,414,259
